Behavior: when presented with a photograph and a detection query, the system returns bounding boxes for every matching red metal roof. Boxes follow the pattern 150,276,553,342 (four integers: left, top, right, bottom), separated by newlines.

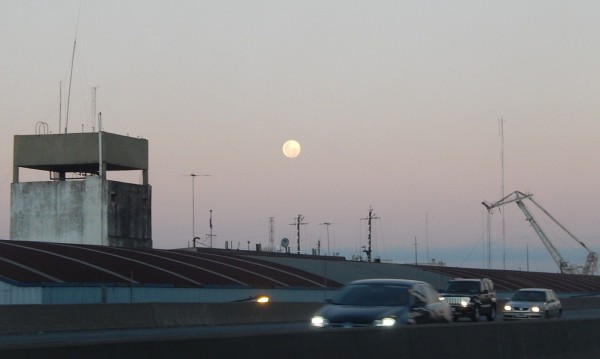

0,240,341,289
412,264,600,292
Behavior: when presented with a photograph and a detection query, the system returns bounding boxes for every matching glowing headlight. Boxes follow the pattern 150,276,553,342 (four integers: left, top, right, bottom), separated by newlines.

531,306,540,313
311,316,328,327
375,317,396,327
256,296,269,303
460,297,471,307
439,296,445,301
504,305,512,311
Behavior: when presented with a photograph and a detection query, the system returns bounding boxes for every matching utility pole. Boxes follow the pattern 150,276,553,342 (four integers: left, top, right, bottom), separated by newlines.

425,210,429,264
361,206,379,262
290,215,307,254
268,217,275,252
320,222,332,256
414,236,418,265
187,173,210,247
206,209,216,248
527,244,530,272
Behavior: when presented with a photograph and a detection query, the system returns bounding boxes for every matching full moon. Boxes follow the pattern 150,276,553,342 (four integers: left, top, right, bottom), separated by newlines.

282,140,301,158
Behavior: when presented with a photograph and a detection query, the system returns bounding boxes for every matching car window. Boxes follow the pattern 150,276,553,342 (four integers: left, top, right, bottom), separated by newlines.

444,281,479,293
512,290,546,302
333,284,410,306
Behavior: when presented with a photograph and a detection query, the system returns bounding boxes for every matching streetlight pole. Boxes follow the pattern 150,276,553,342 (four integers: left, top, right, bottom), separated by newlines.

320,222,332,256
188,173,210,247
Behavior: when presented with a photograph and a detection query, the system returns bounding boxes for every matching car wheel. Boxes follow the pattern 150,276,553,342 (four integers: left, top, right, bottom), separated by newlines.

471,307,480,322
486,306,496,321
557,309,562,319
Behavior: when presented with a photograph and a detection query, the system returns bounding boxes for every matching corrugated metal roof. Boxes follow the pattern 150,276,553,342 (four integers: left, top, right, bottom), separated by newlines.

2,240,598,293
0,240,342,289
411,265,600,292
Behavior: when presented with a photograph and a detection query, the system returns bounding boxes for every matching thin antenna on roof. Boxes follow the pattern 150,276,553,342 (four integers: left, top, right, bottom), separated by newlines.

58,82,62,133
65,5,81,134
91,86,100,131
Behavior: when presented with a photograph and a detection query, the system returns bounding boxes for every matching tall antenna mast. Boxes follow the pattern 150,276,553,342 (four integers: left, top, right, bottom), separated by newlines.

290,215,307,254
361,206,379,262
499,117,506,270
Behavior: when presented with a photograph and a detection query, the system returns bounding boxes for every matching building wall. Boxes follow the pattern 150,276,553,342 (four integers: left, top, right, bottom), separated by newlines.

107,180,152,248
0,282,42,305
11,180,91,244
0,282,336,305
11,177,151,248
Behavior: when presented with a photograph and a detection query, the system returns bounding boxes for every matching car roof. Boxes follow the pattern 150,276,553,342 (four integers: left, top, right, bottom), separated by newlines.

347,278,427,286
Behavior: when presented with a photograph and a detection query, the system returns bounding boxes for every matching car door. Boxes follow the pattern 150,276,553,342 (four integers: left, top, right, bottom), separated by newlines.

547,290,560,317
411,285,436,324
480,281,491,311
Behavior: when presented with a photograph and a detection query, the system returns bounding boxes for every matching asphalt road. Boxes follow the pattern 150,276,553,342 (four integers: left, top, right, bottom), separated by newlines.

2,308,600,351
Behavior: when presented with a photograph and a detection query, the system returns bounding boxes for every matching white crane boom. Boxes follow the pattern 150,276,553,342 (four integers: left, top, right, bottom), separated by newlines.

482,191,598,275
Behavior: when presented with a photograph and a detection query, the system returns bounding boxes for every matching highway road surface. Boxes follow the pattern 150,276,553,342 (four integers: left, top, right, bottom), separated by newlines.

2,308,600,351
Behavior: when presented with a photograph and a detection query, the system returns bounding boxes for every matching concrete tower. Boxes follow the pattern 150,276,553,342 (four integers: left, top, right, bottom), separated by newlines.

11,131,152,248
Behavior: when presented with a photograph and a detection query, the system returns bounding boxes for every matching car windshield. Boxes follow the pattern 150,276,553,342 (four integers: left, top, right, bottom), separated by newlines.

511,291,546,302
443,281,479,294
333,284,410,306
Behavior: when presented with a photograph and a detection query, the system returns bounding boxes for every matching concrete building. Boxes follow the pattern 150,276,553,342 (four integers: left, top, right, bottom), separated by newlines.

11,131,151,248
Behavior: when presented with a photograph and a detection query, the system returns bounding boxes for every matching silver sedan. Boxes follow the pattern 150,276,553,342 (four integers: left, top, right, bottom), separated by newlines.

503,288,562,320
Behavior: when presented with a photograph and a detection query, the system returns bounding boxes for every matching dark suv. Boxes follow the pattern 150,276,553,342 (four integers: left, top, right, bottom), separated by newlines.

439,278,496,322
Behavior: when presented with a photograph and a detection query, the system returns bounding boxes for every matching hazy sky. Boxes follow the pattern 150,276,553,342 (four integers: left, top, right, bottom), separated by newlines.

2,1,600,273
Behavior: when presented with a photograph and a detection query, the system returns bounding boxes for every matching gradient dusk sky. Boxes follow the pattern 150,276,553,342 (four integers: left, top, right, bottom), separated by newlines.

1,1,600,273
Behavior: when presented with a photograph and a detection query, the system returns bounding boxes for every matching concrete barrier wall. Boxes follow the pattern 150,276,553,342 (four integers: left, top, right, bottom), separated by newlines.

0,302,324,335
3,318,600,359
2,297,600,335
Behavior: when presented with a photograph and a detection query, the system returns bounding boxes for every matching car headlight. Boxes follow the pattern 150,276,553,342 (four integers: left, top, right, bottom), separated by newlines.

374,317,396,327
504,305,512,311
531,306,540,313
460,297,471,307
311,316,328,328
439,296,445,301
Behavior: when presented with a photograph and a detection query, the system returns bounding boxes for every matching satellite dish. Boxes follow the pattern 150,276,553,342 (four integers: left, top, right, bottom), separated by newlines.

280,238,289,248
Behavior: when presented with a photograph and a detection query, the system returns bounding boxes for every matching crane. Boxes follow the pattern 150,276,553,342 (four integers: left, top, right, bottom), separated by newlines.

482,191,598,275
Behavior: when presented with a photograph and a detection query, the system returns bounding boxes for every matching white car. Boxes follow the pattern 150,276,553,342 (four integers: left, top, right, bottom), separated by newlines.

503,288,562,320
